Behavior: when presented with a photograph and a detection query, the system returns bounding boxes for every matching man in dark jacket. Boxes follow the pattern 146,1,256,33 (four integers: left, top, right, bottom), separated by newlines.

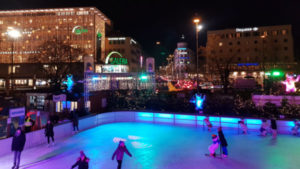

218,127,228,158
72,111,79,133
45,120,55,146
71,151,89,169
11,127,26,169
112,141,132,169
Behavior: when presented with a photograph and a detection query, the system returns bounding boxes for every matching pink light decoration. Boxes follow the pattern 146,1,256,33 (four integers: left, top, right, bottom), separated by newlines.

282,74,300,93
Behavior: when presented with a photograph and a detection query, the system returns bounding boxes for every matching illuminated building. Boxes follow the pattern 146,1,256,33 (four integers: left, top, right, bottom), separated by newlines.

205,25,295,80
0,7,111,90
103,36,144,72
173,42,195,79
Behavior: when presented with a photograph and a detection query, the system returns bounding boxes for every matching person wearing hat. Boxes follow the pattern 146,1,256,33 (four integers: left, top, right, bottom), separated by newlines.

71,151,89,169
208,134,220,157
112,141,132,169
218,127,228,158
11,127,26,169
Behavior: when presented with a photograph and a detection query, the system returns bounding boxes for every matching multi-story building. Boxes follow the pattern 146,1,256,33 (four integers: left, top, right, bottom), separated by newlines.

173,42,195,79
0,7,111,90
97,36,144,72
205,25,295,80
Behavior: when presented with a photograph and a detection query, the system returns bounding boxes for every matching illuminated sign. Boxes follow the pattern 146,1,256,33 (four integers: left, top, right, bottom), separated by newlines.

105,51,128,65
72,26,88,35
236,27,258,32
108,37,126,40
237,63,259,66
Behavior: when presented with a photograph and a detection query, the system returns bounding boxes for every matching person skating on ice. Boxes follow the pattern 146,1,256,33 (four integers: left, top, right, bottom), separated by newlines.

260,119,269,136
71,151,89,169
208,134,220,157
112,141,132,169
218,127,228,158
45,120,55,146
271,117,277,139
11,127,26,169
238,118,248,134
204,116,213,131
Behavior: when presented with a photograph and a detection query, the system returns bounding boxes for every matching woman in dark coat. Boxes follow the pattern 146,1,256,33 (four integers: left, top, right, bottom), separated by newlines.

218,127,228,158
45,120,55,145
271,117,277,139
71,151,89,169
11,127,26,169
112,141,132,169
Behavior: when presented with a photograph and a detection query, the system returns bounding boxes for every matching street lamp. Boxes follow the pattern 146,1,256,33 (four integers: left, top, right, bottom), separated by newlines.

193,18,202,93
7,27,21,93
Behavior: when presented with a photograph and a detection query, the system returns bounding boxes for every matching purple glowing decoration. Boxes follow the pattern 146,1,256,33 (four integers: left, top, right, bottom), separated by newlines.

282,74,300,93
190,94,206,110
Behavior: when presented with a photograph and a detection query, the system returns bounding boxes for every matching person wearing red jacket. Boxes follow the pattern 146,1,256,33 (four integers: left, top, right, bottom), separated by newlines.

112,141,132,169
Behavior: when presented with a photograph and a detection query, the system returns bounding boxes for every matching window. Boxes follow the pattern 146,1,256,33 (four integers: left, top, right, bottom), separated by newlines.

229,42,232,45
274,39,278,43
237,49,241,52
219,49,223,53
282,29,287,35
243,32,251,37
221,34,225,39
254,40,258,44
229,49,233,52
284,47,288,51
219,42,223,47
237,41,240,45
284,39,288,42
272,30,278,36
236,33,241,38
253,32,260,36
254,48,258,52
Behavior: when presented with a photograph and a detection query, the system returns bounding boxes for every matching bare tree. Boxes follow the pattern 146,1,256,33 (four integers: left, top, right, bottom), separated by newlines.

29,38,86,91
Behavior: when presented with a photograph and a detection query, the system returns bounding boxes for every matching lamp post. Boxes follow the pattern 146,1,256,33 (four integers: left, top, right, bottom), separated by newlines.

193,18,202,93
261,35,266,91
7,27,21,94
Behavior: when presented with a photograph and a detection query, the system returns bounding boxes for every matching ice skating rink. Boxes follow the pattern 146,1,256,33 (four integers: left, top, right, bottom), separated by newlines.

1,122,300,169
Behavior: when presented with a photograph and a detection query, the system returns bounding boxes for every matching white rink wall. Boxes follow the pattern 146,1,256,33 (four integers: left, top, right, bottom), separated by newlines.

0,111,295,157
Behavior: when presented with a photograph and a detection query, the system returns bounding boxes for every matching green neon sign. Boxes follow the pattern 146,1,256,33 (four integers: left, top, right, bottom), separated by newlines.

105,51,128,65
72,26,88,35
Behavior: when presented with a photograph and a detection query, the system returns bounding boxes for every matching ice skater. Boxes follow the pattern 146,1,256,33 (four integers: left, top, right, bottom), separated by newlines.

208,134,220,157
260,119,269,136
45,120,55,146
204,116,213,131
238,118,248,134
112,141,132,169
271,117,277,139
72,111,79,133
71,151,89,169
11,127,26,169
218,127,228,158
292,119,300,135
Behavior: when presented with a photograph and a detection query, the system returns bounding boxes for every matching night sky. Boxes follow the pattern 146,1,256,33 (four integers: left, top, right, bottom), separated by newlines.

1,0,300,66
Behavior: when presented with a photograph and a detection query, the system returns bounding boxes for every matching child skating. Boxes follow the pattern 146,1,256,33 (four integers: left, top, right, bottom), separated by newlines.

271,117,277,139
207,134,220,157
204,116,213,131
260,119,269,136
238,118,248,134
112,141,132,169
218,127,228,158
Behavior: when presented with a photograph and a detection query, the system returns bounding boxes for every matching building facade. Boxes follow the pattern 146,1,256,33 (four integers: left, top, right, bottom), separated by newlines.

103,36,144,72
205,25,295,80
173,42,195,79
0,7,111,90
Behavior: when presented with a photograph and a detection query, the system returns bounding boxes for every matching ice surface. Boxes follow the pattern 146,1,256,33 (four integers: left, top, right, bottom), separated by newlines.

1,122,300,169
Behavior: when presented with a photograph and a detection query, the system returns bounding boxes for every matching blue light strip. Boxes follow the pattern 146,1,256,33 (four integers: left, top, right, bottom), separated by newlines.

175,115,195,120
246,119,262,125
221,117,240,123
155,113,174,118
137,112,153,118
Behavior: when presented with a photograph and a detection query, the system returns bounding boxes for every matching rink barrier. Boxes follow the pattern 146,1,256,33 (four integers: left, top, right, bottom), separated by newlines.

0,111,296,157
